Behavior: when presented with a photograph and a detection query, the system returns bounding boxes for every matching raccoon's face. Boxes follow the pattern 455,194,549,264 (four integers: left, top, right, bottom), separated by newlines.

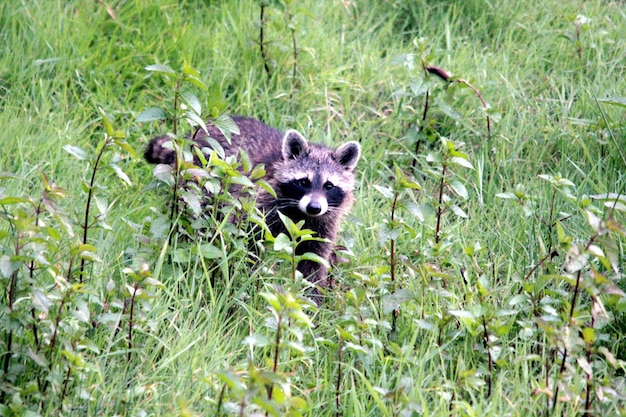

276,130,361,218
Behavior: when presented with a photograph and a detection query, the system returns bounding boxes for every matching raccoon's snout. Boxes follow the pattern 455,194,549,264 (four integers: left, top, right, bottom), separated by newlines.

299,194,328,217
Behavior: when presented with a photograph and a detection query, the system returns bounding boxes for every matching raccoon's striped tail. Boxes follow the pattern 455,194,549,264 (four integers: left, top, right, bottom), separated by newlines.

144,136,176,165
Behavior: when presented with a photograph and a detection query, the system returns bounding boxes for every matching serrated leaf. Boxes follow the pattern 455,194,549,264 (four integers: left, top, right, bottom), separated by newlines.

184,111,208,135
137,107,166,123
63,145,88,160
214,114,240,144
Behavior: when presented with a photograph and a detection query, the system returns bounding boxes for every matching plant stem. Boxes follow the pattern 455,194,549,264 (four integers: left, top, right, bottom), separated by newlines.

390,192,399,331
128,281,140,362
435,162,447,245
259,4,271,80
335,336,343,416
79,140,108,283
481,315,493,398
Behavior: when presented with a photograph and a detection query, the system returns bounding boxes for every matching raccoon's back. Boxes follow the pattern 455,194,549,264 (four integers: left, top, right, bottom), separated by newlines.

145,116,284,171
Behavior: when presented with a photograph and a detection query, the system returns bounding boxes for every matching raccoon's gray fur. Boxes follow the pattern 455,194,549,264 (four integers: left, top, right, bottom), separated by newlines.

145,116,361,298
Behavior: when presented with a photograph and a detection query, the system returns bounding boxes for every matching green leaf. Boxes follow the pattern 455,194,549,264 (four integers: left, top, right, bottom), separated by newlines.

274,233,293,253
373,184,394,199
137,107,166,123
405,202,424,222
99,107,115,136
450,156,474,170
182,59,200,78
0,196,29,205
185,75,208,91
495,192,517,200
197,244,222,259
183,110,208,134
449,309,476,319
250,164,266,180
299,252,329,268
181,91,202,116
145,63,176,74
597,97,626,108
63,144,88,160
109,163,132,186
449,180,468,200
214,114,240,144
382,289,414,314
0,255,21,279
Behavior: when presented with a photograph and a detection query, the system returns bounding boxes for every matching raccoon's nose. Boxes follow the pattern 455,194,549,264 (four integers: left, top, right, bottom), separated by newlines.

307,201,322,215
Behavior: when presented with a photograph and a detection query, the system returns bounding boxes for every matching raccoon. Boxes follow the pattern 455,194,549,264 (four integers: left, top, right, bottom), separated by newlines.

145,116,361,299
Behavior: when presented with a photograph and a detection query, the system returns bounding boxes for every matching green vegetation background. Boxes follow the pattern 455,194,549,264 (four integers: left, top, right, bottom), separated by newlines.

1,0,625,416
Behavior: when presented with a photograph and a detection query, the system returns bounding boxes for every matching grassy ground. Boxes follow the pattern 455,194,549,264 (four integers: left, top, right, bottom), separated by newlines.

1,0,625,416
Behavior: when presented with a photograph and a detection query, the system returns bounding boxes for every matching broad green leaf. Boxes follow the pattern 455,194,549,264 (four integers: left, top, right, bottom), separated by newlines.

182,59,200,77
449,180,468,200
449,309,475,319
405,202,424,222
274,233,293,253
197,244,222,259
63,145,88,160
565,245,589,273
299,252,329,268
373,184,394,199
382,289,414,314
214,114,240,144
181,91,202,116
0,255,21,279
137,107,166,123
184,74,208,91
450,156,474,170
183,110,208,134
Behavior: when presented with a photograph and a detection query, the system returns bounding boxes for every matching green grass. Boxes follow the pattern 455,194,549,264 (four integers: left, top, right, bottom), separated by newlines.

1,0,626,416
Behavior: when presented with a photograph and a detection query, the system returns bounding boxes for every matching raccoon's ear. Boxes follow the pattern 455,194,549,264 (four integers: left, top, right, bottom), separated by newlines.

282,130,309,160
334,141,361,170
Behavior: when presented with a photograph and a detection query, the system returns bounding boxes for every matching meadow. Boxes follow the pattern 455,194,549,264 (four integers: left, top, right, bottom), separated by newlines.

1,0,625,415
